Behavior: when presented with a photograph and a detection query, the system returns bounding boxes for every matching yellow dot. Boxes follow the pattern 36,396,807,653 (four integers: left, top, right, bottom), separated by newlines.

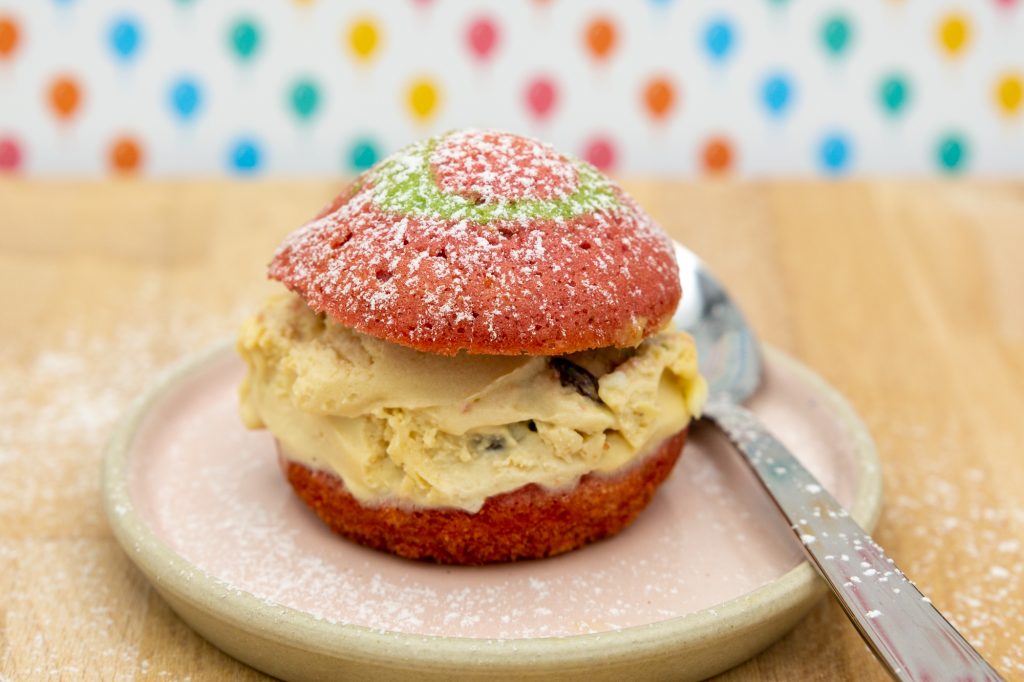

938,14,971,57
996,74,1023,115
348,18,379,61
407,78,439,122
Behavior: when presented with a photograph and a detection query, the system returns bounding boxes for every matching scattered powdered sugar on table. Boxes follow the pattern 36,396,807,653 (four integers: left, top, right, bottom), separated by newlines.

0,282,250,522
868,415,1024,675
0,279,257,679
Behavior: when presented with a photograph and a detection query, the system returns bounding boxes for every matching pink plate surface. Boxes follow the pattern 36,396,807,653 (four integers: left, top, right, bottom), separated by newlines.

130,349,858,640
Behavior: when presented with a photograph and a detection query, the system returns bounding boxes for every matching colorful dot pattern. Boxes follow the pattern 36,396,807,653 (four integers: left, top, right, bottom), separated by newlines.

0,2,1021,177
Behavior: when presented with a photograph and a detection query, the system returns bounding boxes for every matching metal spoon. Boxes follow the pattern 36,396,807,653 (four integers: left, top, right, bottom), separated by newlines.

672,242,1004,682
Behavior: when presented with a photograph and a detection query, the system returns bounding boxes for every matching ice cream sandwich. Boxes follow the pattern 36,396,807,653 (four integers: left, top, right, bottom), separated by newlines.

237,129,706,564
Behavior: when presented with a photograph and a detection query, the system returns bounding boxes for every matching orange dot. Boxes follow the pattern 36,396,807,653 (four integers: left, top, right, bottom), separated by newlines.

585,17,616,60
0,16,19,59
109,137,143,174
702,137,734,174
48,76,82,120
643,77,676,120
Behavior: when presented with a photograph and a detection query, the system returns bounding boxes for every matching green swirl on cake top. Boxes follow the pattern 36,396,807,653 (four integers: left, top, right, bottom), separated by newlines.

363,131,622,224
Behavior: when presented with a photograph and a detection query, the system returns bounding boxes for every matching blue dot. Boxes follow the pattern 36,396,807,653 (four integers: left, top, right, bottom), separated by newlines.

819,133,851,174
229,138,262,174
762,73,794,116
349,138,380,171
704,18,736,61
169,78,202,121
109,17,142,61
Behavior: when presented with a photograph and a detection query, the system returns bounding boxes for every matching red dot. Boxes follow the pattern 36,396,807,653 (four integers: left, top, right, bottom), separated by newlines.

0,137,22,172
702,137,734,174
466,16,498,61
583,136,617,171
109,136,143,174
525,76,558,120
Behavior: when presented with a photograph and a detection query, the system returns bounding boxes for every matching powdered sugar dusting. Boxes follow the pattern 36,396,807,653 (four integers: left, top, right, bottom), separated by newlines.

431,130,579,204
268,129,680,355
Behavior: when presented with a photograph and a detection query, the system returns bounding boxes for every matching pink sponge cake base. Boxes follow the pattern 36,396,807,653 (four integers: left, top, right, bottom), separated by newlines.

279,429,687,565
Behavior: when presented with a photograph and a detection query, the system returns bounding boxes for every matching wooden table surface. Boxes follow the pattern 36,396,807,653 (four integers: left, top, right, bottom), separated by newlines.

1,180,1022,681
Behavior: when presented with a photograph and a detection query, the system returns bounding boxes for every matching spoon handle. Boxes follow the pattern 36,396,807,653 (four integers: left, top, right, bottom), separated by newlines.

702,399,1004,682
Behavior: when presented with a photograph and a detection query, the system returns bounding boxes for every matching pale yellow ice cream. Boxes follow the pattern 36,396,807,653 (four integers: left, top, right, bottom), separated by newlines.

238,293,707,512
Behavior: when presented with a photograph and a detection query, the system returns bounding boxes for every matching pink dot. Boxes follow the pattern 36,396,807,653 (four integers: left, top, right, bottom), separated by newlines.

0,137,22,172
466,16,498,61
525,76,558,120
583,136,616,171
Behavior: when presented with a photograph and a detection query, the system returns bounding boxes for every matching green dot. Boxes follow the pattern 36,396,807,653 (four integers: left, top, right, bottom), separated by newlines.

230,19,260,61
289,79,321,120
936,134,968,173
822,15,852,56
879,74,910,116
349,138,380,171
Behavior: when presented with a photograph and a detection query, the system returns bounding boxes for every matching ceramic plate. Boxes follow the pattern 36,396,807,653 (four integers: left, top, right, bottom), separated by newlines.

104,342,881,681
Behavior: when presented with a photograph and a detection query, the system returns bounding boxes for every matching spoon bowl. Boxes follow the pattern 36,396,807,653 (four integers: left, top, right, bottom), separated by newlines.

672,242,761,404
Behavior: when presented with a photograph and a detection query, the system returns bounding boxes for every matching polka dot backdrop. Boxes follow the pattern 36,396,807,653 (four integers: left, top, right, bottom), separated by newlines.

0,0,1022,177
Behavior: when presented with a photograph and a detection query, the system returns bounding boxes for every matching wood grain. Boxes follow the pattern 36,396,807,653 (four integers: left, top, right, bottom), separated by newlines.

1,180,1022,681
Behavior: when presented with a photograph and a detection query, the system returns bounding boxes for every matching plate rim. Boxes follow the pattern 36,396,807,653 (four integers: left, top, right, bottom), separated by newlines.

103,339,883,672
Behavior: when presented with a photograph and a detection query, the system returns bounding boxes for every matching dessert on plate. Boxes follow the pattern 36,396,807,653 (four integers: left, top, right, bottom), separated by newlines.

237,129,706,564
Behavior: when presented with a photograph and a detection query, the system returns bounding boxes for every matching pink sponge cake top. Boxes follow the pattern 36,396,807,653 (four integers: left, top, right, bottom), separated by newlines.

268,129,680,356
